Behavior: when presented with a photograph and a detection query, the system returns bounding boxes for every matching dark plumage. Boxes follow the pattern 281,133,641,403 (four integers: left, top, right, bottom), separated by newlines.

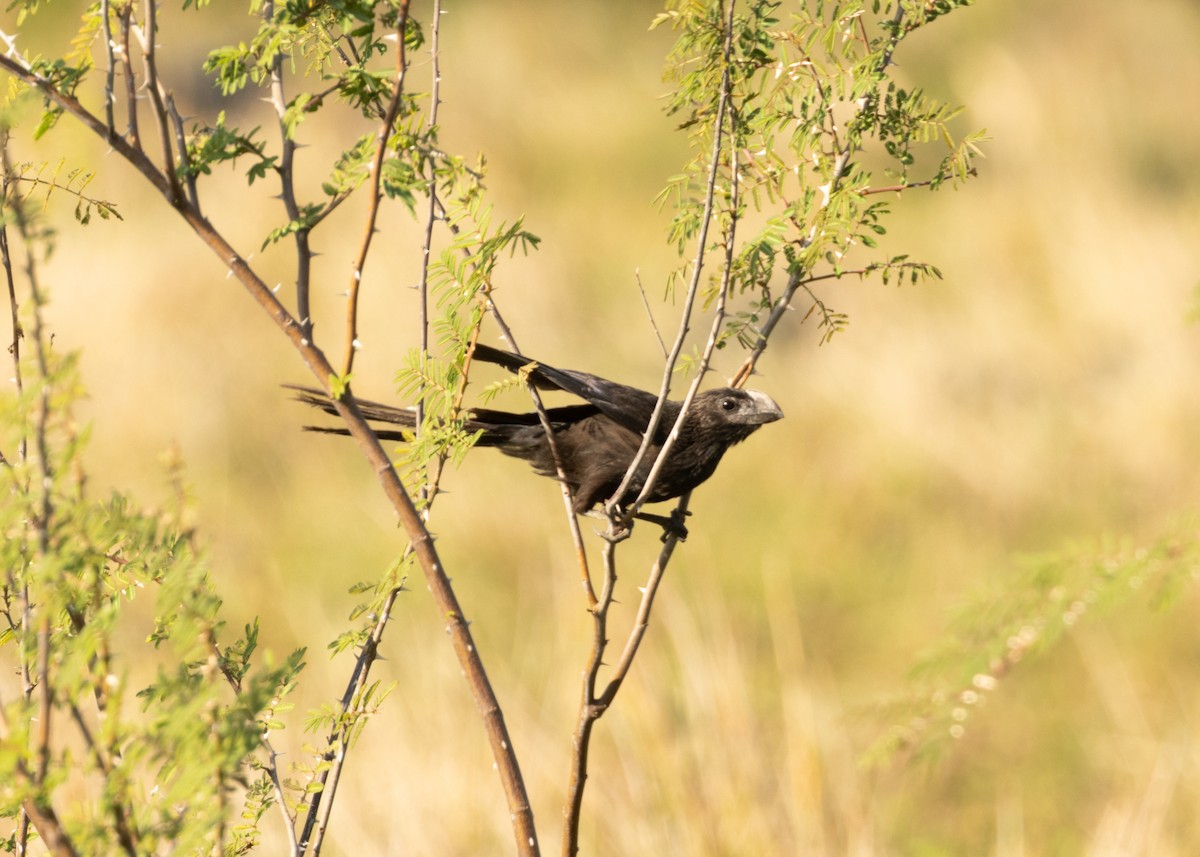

292,344,783,521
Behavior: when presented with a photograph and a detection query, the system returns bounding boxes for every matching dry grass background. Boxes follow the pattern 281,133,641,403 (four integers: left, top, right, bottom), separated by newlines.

8,0,1200,853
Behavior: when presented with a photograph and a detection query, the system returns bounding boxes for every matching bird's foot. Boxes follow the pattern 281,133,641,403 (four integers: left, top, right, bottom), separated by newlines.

635,509,691,542
598,523,633,544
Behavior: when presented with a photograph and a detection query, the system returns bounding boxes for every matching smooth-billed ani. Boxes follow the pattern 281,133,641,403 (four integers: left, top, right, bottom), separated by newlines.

291,344,783,528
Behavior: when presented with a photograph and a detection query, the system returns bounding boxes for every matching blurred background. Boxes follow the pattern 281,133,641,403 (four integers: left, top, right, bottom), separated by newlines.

8,0,1200,853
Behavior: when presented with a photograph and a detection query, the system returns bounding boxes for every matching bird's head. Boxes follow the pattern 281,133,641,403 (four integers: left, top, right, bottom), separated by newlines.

691,388,784,437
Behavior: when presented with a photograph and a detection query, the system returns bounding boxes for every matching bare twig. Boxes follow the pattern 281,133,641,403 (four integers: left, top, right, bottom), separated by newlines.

264,0,314,344
426,188,595,597
597,504,686,704
634,268,668,359
166,94,199,210
100,0,116,137
261,735,300,855
133,0,182,202
414,0,444,445
523,378,596,606
12,781,80,857
0,146,24,413
342,1,413,377
116,4,139,147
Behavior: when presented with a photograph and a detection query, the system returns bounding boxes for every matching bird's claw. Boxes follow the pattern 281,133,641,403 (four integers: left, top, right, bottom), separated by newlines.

599,521,633,544
662,508,691,543
630,509,690,542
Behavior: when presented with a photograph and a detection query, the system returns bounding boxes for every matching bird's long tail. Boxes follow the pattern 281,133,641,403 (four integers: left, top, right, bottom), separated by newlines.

286,385,418,428
286,384,534,445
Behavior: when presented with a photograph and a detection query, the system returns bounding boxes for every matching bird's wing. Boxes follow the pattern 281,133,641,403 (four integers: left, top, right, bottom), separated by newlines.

472,344,667,437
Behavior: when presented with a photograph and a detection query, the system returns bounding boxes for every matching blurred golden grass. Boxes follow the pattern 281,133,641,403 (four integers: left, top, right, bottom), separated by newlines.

7,0,1200,853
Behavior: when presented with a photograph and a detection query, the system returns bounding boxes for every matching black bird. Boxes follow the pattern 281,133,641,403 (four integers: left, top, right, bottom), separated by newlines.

292,344,783,532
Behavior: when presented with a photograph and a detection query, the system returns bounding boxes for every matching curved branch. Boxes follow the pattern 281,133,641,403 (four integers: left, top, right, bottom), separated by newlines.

0,32,540,857
342,2,413,377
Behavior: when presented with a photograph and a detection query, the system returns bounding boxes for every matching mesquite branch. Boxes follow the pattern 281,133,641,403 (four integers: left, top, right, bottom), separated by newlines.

0,14,539,857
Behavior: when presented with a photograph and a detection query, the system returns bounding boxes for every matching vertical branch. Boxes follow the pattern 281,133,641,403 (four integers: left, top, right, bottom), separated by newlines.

0,133,81,857
629,104,742,508
260,736,300,855
342,0,412,377
562,4,741,853
413,0,443,439
298,565,407,856
523,378,596,604
605,0,739,522
424,191,594,590
133,0,182,201
559,528,624,857
100,0,117,137
165,94,199,210
0,143,30,855
116,3,139,147
595,509,685,706
264,0,313,343
0,147,24,446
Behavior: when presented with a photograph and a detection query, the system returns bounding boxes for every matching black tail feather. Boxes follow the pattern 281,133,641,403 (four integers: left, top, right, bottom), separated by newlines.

284,384,418,427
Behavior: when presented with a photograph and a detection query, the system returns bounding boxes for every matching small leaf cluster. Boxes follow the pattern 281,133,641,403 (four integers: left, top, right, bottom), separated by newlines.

655,0,983,346
389,164,540,496
0,350,303,855
194,1,429,240
0,151,120,232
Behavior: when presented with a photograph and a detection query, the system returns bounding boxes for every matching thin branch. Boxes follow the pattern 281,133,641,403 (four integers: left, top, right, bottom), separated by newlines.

297,12,447,846
605,0,739,523
559,528,622,857
862,177,935,195
342,1,413,377
634,268,668,359
68,704,139,856
596,503,686,705
628,142,740,515
426,188,594,596
261,735,300,856
166,94,199,210
0,33,540,857
116,4,139,147
100,0,116,137
264,0,313,344
0,131,79,857
524,379,596,605
299,575,408,855
562,4,739,854
0,146,24,411
16,789,80,857
414,0,444,444
133,0,182,202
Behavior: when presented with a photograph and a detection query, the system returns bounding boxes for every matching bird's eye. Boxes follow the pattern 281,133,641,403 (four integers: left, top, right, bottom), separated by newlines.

720,397,738,411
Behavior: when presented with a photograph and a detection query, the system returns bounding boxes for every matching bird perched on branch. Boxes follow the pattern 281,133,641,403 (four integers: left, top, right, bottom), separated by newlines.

291,344,782,535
